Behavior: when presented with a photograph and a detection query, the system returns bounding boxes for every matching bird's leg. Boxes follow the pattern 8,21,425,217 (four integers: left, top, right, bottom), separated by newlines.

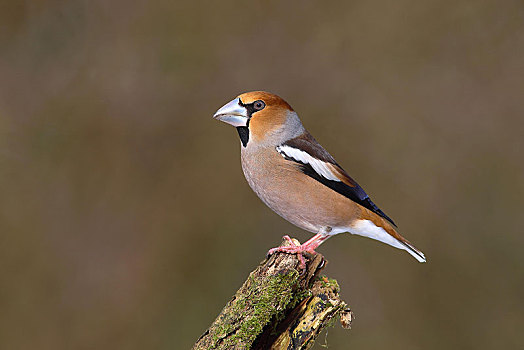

301,233,330,254
267,233,331,269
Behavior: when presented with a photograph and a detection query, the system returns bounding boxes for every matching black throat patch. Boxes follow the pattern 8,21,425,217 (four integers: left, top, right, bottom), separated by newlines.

235,99,259,148
236,126,249,147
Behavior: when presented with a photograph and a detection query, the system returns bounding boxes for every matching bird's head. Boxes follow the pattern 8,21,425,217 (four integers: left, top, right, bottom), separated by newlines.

213,91,304,147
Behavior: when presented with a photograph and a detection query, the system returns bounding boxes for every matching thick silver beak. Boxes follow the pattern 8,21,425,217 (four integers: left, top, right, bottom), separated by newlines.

213,98,249,127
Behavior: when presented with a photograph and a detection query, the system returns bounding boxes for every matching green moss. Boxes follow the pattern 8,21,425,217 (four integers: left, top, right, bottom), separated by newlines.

316,275,340,292
289,288,312,309
211,269,301,348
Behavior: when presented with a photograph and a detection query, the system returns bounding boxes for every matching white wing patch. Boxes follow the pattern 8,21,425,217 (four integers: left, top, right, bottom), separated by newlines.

276,145,340,182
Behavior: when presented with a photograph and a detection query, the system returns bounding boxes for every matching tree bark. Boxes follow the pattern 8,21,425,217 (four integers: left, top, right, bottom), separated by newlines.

193,237,353,350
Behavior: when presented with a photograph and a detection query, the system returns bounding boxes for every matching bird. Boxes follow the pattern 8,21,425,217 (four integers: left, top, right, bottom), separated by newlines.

213,91,426,268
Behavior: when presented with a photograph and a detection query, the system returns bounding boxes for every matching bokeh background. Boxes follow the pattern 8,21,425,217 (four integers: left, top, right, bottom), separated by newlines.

1,1,523,349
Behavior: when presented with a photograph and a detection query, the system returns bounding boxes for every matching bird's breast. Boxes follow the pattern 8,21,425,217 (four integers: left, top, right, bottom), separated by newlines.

240,146,358,233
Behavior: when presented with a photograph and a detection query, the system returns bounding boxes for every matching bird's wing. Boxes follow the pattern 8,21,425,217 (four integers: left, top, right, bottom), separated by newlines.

276,132,396,226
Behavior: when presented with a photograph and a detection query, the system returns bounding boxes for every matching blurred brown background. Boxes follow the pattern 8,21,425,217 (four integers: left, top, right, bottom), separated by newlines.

1,1,523,349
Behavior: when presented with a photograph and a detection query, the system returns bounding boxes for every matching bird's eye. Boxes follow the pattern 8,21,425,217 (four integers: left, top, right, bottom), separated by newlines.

253,100,266,111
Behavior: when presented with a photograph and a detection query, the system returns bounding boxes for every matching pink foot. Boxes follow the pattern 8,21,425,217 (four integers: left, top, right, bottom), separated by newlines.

267,234,328,269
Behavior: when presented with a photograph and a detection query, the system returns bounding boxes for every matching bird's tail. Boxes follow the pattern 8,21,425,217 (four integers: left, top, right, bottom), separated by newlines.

398,240,426,263
383,223,426,263
348,217,427,263
371,216,427,263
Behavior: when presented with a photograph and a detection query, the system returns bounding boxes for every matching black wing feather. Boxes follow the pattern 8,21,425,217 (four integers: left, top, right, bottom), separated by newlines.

280,133,396,227
297,162,397,226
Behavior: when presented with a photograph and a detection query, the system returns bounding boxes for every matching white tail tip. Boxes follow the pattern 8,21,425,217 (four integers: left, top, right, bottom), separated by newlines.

401,241,426,263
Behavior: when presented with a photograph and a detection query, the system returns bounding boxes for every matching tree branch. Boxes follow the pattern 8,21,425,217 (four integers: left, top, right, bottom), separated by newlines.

193,237,353,350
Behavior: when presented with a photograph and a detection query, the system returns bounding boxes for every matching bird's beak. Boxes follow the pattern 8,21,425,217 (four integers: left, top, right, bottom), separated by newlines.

213,98,249,127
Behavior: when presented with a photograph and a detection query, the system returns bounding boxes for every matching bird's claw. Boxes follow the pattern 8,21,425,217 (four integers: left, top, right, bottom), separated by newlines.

267,236,317,270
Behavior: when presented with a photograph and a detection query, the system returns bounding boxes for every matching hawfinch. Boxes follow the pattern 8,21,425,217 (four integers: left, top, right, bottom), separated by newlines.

213,91,426,267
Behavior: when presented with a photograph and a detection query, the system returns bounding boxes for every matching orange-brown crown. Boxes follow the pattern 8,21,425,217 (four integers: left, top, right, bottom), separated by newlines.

237,91,294,111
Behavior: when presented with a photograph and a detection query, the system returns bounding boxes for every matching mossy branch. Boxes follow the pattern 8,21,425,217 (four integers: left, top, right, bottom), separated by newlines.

192,238,353,350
